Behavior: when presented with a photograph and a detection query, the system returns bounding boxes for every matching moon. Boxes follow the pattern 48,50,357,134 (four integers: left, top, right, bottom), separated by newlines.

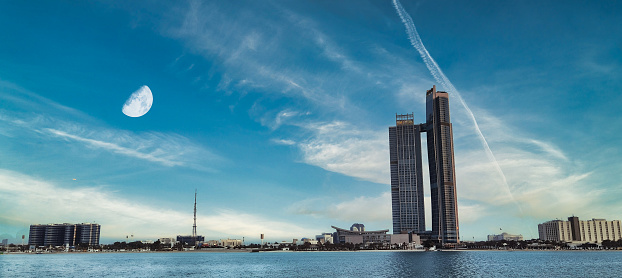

122,85,153,117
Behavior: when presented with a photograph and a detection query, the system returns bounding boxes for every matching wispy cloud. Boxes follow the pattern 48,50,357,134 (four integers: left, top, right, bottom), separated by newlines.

271,138,296,146
289,192,391,223
452,106,601,222
0,169,310,241
0,111,222,170
46,128,184,167
295,121,388,184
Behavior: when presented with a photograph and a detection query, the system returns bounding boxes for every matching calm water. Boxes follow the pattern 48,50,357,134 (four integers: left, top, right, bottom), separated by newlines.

2,251,622,277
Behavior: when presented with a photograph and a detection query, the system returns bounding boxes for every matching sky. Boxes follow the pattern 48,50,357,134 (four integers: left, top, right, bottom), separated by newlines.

1,0,621,244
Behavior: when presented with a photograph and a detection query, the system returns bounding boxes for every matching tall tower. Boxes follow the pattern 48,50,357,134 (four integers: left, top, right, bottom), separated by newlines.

426,85,459,244
193,189,197,239
389,85,459,245
389,113,426,234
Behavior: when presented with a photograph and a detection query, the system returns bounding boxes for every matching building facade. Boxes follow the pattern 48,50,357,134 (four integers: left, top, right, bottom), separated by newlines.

315,233,334,244
389,114,425,235
389,85,459,244
28,223,101,247
538,217,622,243
487,232,524,241
176,235,205,246
425,86,459,244
332,225,391,246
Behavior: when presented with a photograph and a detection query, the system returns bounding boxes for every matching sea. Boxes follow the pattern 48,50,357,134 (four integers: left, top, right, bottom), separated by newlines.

2,250,622,277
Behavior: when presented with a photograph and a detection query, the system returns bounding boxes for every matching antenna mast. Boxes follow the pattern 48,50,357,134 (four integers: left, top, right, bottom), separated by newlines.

192,189,197,238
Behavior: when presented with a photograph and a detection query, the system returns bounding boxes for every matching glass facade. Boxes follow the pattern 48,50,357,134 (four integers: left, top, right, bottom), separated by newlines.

389,113,425,235
426,86,459,244
389,86,459,244
28,223,101,247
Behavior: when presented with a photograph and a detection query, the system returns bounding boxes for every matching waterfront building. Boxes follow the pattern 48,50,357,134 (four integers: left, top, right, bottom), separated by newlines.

487,232,524,241
28,223,101,247
315,233,334,244
28,224,47,247
1,239,8,247
538,216,622,243
426,86,459,244
177,235,205,246
159,237,176,248
78,223,100,246
389,85,459,244
331,225,391,246
389,113,425,235
538,220,573,242
220,238,242,248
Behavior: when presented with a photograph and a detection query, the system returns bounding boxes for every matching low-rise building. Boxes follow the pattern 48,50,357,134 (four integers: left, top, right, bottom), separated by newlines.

176,235,205,246
487,232,523,241
159,237,176,248
315,233,333,244
332,224,391,246
220,238,242,248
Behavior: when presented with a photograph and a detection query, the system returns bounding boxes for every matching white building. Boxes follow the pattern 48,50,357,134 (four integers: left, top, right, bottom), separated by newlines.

578,219,622,243
538,217,622,243
487,232,524,241
220,238,242,248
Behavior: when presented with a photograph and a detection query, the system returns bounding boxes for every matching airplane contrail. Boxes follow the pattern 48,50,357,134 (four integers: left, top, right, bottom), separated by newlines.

392,0,521,209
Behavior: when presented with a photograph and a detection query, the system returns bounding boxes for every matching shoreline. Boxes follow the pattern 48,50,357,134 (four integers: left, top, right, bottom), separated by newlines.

3,248,620,255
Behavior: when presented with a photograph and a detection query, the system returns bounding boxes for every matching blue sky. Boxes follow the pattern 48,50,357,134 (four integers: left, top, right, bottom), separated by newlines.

1,0,621,244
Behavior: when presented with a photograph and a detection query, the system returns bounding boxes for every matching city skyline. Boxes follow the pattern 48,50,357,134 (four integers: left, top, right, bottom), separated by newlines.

1,0,622,243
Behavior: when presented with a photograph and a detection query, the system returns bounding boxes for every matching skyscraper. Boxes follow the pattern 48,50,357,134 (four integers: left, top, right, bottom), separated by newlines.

425,85,459,244
389,113,426,235
389,85,459,244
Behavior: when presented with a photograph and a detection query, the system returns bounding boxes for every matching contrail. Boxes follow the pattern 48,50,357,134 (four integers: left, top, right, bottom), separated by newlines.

392,0,521,210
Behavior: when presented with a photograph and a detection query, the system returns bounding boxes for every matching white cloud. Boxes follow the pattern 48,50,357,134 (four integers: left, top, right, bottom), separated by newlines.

271,138,296,146
0,111,222,170
290,192,391,223
296,121,389,184
47,128,184,167
0,169,310,242
451,104,604,222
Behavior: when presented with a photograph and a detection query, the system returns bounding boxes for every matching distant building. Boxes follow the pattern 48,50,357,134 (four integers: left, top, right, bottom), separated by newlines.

28,223,100,247
315,233,334,244
205,240,219,246
350,223,365,232
1,239,7,246
159,237,176,248
220,238,242,248
177,235,205,246
487,232,523,241
538,216,622,243
332,224,391,246
300,238,318,245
